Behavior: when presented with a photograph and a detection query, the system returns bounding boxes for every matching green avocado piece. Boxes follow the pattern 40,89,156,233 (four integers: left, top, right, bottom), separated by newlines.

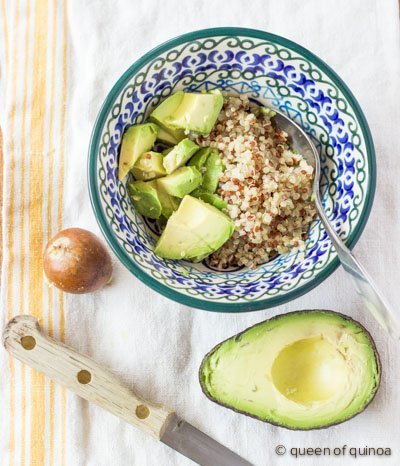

157,166,202,198
163,138,199,174
156,215,168,230
149,92,186,141
199,310,381,430
131,151,166,181
155,181,180,219
162,147,173,156
154,195,234,260
259,106,276,118
194,191,227,211
208,88,223,96
156,126,182,146
190,253,210,263
202,149,224,192
127,181,162,219
188,147,212,171
118,123,158,180
165,92,224,134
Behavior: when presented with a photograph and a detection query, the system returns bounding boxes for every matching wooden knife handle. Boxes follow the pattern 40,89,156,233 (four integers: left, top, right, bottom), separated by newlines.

2,315,175,439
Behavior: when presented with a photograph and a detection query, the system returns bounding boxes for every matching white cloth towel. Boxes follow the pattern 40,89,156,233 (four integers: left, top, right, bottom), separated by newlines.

1,0,400,465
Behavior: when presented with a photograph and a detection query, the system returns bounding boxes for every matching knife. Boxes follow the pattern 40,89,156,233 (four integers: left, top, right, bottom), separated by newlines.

3,315,252,466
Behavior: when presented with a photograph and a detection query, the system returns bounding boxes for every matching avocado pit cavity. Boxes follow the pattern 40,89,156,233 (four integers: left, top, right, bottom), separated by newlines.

271,336,348,404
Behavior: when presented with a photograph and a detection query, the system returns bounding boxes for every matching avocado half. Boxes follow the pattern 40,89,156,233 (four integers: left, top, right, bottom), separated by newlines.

199,310,381,430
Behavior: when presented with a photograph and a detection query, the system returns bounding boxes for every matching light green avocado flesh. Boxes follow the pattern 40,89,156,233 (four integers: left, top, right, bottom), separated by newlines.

163,138,199,174
127,181,162,219
154,195,234,260
195,191,227,210
162,147,173,156
149,92,186,141
200,310,381,430
188,147,212,170
131,151,166,181
189,148,224,196
118,123,158,180
157,166,202,198
165,93,224,134
202,149,224,192
155,181,180,219
190,252,211,263
156,126,182,145
191,188,227,210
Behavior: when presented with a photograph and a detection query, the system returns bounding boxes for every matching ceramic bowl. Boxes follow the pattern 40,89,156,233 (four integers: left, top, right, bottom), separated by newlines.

88,28,375,312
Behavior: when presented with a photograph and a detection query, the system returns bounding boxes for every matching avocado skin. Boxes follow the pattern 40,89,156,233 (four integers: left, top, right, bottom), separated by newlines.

199,309,381,431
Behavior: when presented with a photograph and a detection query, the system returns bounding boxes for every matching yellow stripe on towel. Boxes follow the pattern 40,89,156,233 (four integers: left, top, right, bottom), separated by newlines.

19,1,31,465
47,1,58,464
28,0,49,464
59,2,69,464
2,2,69,464
6,1,21,464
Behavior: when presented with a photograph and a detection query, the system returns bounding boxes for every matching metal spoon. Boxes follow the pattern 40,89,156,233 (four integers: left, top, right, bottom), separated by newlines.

273,109,399,339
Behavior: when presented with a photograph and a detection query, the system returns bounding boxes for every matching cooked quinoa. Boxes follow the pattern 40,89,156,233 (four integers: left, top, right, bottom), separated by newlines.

196,94,316,269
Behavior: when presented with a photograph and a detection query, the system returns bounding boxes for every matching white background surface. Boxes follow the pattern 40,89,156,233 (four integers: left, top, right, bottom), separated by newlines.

62,0,400,464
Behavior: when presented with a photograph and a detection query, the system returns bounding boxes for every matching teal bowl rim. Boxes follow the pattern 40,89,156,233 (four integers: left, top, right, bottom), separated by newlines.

88,27,376,313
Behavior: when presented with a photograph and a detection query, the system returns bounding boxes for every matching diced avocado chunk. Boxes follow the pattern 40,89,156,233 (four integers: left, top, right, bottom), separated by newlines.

258,106,276,118
156,215,168,230
131,151,166,181
193,191,227,211
157,166,202,198
155,181,180,219
202,149,224,192
118,123,158,180
163,138,199,174
165,93,224,134
209,89,224,96
188,147,212,171
191,252,211,263
127,180,162,219
189,147,224,191
155,219,213,259
162,147,173,156
149,92,186,141
154,195,234,260
156,126,182,146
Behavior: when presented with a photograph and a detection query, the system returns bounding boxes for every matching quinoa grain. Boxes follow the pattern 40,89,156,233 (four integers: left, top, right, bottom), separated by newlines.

196,95,316,268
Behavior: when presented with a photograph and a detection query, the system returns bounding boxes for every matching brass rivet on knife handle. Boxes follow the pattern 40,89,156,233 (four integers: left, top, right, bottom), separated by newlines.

135,404,150,419
20,335,36,350
2,315,175,439
77,369,92,384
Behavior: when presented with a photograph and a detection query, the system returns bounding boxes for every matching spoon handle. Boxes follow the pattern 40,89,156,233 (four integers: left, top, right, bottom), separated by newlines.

316,199,400,339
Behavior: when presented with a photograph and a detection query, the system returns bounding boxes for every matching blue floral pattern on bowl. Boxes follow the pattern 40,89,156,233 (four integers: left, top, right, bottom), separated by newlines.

88,28,375,312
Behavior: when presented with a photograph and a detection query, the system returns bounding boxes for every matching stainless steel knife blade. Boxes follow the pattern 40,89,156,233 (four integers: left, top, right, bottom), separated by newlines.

161,415,253,466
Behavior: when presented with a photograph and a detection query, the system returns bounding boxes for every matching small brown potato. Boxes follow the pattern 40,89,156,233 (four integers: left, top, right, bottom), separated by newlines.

43,228,113,294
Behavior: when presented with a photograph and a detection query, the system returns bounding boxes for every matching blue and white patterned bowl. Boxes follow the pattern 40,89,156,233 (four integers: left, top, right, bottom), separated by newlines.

88,28,375,312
